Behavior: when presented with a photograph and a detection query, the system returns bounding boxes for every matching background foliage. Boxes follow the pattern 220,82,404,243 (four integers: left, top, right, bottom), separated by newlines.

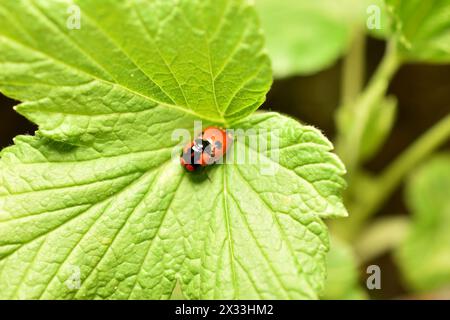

257,0,450,299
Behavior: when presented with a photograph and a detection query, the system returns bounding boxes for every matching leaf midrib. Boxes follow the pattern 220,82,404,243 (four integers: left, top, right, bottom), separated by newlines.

222,166,238,299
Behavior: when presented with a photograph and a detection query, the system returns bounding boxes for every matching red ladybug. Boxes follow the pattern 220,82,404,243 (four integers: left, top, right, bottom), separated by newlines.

180,127,232,172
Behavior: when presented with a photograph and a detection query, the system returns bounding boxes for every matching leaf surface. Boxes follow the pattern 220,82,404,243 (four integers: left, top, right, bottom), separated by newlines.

0,0,347,299
0,0,271,139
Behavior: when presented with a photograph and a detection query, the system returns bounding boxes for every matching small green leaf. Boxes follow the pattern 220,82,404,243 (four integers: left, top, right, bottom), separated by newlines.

386,0,450,63
0,0,347,299
336,96,397,163
359,96,397,161
322,236,366,300
395,154,450,292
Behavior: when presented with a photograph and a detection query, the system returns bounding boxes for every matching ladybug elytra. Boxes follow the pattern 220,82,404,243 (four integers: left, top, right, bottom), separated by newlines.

180,127,232,172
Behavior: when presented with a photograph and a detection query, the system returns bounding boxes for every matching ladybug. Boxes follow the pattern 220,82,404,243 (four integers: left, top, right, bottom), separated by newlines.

180,127,233,172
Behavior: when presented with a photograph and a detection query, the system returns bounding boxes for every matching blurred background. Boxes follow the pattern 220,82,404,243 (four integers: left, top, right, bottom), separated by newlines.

256,0,450,300
1,0,449,300
262,38,450,300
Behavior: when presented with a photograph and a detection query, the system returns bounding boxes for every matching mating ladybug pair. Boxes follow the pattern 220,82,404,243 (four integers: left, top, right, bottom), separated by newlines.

180,127,233,172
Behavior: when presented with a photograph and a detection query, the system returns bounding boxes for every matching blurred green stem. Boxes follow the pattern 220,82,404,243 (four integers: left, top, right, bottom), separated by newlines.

335,112,450,240
337,41,401,174
355,216,410,263
340,30,366,107
366,113,450,218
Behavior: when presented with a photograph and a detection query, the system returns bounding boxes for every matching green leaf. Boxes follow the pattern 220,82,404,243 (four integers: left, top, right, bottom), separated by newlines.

395,154,450,292
366,0,392,39
336,95,397,164
359,96,397,161
386,0,450,63
321,236,366,300
256,0,351,77
256,0,389,77
0,0,272,142
0,112,347,299
0,0,347,299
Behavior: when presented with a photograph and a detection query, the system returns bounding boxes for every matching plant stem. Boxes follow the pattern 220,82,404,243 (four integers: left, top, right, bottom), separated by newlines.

339,112,450,239
340,30,366,107
337,41,401,174
354,216,410,263
371,112,450,214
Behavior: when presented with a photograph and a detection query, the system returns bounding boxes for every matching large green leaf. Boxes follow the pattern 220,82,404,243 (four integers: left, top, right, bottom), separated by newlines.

0,0,347,299
0,112,347,299
386,0,450,63
0,0,271,139
396,154,450,292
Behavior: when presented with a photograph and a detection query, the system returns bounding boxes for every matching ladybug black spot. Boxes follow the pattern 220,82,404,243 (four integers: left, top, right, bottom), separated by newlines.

180,139,212,171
